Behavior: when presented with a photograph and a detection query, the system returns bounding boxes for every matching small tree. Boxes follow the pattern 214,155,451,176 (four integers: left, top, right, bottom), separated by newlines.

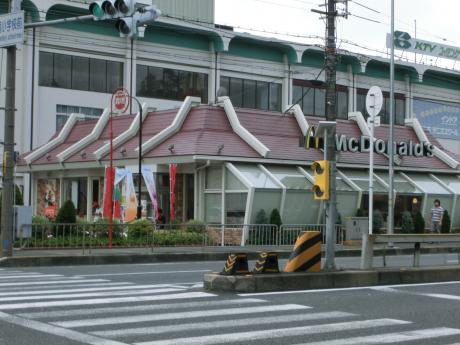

413,211,425,234
355,208,366,217
269,209,282,227
441,209,451,234
401,211,414,233
372,210,384,233
255,209,268,224
14,185,23,206
55,200,77,224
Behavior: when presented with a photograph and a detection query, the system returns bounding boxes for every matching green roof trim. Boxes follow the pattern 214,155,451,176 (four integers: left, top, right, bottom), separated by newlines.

0,0,39,22
143,25,210,51
228,37,284,62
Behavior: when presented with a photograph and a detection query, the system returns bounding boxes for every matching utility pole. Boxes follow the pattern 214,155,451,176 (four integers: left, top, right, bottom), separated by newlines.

1,0,21,257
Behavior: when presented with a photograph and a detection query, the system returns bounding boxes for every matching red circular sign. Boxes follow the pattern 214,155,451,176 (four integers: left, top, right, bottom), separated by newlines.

112,88,130,114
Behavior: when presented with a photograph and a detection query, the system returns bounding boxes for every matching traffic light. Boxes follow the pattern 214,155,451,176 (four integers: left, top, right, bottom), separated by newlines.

311,160,330,200
115,5,161,38
89,0,121,19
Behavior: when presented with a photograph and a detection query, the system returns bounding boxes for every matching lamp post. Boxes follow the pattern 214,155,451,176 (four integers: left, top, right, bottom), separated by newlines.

130,96,144,219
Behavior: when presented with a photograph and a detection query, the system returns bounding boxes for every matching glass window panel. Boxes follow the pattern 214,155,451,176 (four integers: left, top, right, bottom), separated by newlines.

71,56,89,91
314,88,325,116
229,77,243,107
197,73,208,103
56,114,68,131
395,98,405,125
107,61,123,93
376,172,422,194
269,83,281,111
251,190,282,223
220,76,230,97
234,164,280,188
266,166,311,189
292,85,303,108
337,192,359,218
205,166,222,190
437,175,460,195
225,169,247,191
256,81,269,110
283,190,320,224
406,174,451,195
424,195,453,228
337,90,348,119
340,169,387,193
225,193,247,224
242,79,256,109
382,96,391,124
302,87,314,115
147,66,164,98
357,93,367,117
39,52,53,86
53,54,71,88
336,175,353,191
90,59,107,92
205,193,221,223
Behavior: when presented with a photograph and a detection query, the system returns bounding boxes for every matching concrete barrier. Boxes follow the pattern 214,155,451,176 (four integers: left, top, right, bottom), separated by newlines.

203,266,460,293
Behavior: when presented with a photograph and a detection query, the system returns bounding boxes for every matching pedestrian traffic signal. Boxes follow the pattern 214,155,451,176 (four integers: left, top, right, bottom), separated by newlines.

311,160,329,200
115,5,161,37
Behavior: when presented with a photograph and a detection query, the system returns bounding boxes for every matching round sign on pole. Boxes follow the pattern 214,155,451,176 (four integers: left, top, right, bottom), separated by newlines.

112,88,130,114
365,86,383,118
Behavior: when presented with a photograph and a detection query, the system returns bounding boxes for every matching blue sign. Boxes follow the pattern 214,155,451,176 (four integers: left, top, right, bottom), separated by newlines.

413,98,460,140
0,11,24,48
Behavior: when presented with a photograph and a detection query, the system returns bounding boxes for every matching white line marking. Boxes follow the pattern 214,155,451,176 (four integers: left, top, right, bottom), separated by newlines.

18,298,266,319
419,293,460,301
78,270,212,277
0,274,62,279
92,311,355,338
0,282,133,294
371,286,460,301
0,291,214,310
292,327,460,345
447,260,459,263
0,279,110,287
238,280,460,296
0,283,181,296
0,311,128,345
53,304,310,328
0,271,39,275
0,287,183,302
134,318,410,345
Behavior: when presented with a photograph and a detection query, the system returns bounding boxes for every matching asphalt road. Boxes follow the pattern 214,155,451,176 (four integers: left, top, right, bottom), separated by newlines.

1,255,460,345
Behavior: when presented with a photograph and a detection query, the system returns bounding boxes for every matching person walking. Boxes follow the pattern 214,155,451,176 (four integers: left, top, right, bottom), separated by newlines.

430,199,444,234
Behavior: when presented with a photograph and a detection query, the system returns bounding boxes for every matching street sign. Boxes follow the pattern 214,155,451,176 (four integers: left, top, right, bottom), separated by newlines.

112,88,130,114
365,86,383,118
0,11,24,48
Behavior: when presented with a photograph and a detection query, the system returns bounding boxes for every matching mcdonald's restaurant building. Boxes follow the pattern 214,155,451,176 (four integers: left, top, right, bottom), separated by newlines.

17,95,460,231
11,0,460,230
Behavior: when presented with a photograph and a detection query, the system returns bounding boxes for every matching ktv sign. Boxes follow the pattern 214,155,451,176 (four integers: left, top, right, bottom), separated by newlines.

387,31,460,61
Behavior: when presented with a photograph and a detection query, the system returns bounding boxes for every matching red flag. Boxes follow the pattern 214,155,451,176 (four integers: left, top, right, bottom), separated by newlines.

103,167,115,218
169,164,177,221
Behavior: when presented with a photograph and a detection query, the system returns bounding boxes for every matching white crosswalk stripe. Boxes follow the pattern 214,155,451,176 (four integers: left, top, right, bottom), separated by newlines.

1,268,460,345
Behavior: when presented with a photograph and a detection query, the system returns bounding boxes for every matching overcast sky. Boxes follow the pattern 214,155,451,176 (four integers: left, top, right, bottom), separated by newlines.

215,0,460,70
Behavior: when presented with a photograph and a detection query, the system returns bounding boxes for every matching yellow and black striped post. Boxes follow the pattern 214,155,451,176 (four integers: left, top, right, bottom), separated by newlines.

221,253,250,275
253,251,279,274
284,231,321,272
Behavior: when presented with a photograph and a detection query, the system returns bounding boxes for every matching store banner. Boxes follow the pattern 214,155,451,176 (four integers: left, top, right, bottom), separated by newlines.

169,164,177,221
413,98,460,140
141,166,158,219
124,169,138,222
102,167,115,218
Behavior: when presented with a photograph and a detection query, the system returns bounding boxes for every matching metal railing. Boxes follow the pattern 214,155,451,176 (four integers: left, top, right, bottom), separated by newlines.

14,222,345,251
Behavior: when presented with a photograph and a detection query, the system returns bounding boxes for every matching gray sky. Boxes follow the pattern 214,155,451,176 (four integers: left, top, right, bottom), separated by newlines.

215,0,460,70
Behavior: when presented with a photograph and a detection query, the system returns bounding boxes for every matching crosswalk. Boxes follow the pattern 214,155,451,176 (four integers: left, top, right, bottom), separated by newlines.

0,268,460,345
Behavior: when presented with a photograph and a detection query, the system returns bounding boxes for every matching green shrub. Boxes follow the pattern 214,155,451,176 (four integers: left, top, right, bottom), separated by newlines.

441,209,451,234
186,219,206,233
55,200,76,224
372,210,384,233
128,219,154,238
413,212,425,234
356,208,366,217
255,209,268,224
32,215,50,224
92,218,123,238
269,209,282,227
401,211,414,233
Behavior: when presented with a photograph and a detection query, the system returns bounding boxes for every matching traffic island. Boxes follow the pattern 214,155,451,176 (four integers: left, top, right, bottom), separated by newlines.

203,265,460,293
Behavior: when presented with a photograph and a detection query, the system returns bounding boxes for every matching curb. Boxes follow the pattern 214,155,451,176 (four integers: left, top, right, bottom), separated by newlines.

203,266,460,293
0,246,457,267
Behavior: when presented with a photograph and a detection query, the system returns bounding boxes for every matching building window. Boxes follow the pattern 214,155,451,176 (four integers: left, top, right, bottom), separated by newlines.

56,105,104,131
357,88,405,125
136,64,208,103
293,80,348,119
39,52,123,93
220,76,282,112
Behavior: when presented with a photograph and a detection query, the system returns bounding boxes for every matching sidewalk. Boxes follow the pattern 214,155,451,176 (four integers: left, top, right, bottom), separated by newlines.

0,243,458,267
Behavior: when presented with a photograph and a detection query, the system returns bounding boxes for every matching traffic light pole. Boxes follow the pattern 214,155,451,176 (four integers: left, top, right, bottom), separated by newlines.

323,0,338,270
1,0,21,258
